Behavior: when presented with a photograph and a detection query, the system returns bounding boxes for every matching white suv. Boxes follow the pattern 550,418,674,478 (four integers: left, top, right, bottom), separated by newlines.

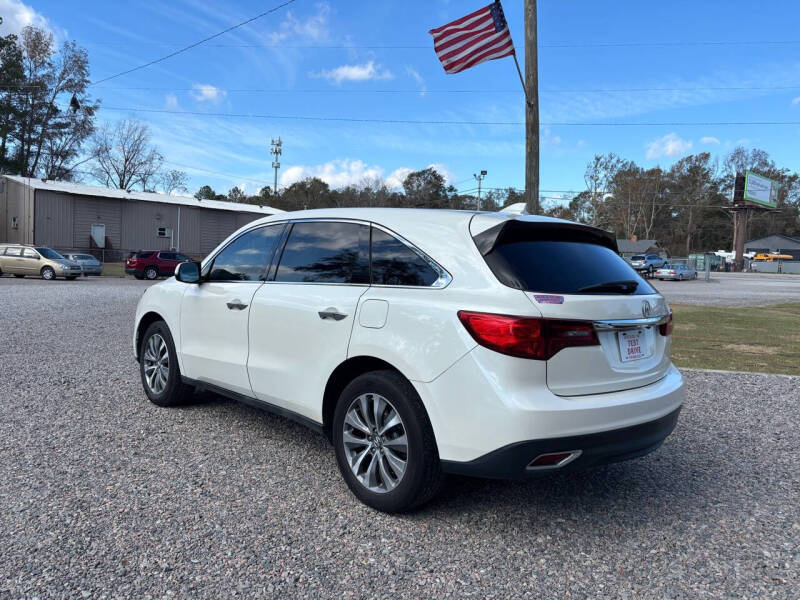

133,209,684,512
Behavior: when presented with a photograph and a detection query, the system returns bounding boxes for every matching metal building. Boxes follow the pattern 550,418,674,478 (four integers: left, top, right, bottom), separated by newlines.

0,175,280,260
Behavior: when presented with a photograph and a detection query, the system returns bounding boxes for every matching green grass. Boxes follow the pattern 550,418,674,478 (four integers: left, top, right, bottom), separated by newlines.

100,262,125,277
670,303,800,375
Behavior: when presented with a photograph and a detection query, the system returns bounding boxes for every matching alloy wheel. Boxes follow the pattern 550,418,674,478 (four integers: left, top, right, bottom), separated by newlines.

145,267,158,280
342,393,408,493
142,334,169,394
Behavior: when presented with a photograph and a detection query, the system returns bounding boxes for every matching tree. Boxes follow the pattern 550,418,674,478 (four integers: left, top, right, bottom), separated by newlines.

90,118,164,190
227,186,246,202
402,167,448,208
160,169,188,194
281,177,331,210
194,185,225,200
0,26,98,178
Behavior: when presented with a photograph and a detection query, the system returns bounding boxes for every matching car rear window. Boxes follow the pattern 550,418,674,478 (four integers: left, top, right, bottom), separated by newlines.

479,228,656,296
135,252,153,259
631,255,645,261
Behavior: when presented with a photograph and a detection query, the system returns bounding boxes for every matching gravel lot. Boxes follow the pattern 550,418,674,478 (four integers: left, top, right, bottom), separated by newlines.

1,277,798,599
652,272,800,307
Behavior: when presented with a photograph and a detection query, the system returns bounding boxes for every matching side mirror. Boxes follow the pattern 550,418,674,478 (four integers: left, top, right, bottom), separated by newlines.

175,261,201,284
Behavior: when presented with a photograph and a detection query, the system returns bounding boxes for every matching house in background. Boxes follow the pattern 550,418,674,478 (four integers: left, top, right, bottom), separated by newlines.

616,236,665,259
744,234,800,261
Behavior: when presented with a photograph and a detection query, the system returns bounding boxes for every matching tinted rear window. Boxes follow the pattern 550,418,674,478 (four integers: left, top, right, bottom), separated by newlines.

275,222,369,284
370,228,439,286
483,240,656,295
631,255,645,261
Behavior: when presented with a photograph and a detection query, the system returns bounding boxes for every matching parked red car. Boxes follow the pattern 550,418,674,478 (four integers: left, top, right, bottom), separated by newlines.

125,251,191,280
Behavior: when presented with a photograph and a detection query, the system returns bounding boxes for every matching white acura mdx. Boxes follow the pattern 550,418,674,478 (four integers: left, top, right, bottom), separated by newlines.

133,209,685,512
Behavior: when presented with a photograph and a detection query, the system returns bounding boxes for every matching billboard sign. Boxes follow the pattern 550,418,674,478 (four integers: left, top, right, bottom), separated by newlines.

743,171,779,208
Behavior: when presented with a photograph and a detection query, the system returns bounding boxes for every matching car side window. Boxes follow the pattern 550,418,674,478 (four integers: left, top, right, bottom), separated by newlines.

209,224,284,282
175,254,189,261
370,227,440,287
22,248,38,258
159,252,175,260
274,221,369,284
4,247,22,256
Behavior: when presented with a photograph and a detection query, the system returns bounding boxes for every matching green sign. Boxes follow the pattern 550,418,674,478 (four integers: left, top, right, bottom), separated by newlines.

743,170,779,208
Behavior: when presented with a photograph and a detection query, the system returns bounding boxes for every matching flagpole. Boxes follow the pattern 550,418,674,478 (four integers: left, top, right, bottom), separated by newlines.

512,53,529,104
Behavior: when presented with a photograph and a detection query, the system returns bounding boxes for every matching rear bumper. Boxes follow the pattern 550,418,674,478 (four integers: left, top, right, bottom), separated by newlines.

441,406,680,479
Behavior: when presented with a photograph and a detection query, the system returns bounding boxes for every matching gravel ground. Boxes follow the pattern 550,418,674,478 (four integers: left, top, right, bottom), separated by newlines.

1,277,798,599
652,272,800,307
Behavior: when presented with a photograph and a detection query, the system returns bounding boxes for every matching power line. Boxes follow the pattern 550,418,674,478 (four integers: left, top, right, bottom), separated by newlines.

90,0,297,86
98,106,800,127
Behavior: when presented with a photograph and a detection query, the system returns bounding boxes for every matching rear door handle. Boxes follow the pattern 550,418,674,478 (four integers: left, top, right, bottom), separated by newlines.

318,309,347,321
227,300,248,310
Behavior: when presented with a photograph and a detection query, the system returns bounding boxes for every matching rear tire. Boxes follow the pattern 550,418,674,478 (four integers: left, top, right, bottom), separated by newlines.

41,266,56,280
144,266,158,280
139,321,194,407
332,370,443,513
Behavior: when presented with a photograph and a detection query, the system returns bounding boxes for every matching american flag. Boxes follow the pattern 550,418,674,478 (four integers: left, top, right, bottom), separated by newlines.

429,1,515,74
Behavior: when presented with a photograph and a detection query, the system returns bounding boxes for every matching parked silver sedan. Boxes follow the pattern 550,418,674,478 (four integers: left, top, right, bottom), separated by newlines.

655,263,697,281
62,253,103,276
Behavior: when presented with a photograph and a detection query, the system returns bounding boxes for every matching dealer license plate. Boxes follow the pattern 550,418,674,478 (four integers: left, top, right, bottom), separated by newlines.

618,329,651,362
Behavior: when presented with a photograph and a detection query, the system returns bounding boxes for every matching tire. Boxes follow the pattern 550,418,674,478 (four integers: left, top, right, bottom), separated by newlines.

41,266,56,280
332,370,443,513
139,320,194,407
144,266,158,280
14,274,25,278
83,273,89,277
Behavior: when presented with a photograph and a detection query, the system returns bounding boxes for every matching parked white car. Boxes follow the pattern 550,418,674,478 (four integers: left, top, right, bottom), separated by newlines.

133,209,685,512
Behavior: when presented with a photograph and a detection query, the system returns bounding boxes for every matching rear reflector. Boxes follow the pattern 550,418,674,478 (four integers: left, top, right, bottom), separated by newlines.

527,450,582,469
457,311,599,360
659,311,673,336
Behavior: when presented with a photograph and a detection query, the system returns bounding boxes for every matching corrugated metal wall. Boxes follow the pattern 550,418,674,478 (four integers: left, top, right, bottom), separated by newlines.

199,210,237,255
73,195,122,249
121,199,178,252
177,207,201,256
34,190,74,248
1,179,35,245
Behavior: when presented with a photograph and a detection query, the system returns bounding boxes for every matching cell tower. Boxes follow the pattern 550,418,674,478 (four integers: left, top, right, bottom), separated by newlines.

270,137,282,195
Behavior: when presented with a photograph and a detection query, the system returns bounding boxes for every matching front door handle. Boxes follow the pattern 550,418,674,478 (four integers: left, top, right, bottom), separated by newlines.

226,300,248,310
318,309,347,321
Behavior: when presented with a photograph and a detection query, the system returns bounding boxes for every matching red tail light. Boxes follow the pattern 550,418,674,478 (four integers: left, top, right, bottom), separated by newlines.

659,311,673,336
457,311,599,360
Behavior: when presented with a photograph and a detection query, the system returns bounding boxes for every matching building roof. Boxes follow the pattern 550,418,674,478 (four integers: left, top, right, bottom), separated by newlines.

744,233,800,248
616,239,658,254
2,175,282,215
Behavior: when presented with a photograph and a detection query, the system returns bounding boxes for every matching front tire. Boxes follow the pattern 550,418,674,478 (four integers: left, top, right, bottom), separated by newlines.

144,266,158,280
139,321,194,407
41,266,56,280
333,370,443,513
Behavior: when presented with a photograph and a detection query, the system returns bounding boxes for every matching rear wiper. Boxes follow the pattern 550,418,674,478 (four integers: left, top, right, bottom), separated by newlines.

578,280,639,294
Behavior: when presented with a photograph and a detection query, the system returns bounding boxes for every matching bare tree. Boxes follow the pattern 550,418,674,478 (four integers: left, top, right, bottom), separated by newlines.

159,169,188,194
90,118,163,190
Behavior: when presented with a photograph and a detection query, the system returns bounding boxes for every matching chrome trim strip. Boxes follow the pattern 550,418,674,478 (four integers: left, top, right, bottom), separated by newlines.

526,450,583,471
593,315,669,331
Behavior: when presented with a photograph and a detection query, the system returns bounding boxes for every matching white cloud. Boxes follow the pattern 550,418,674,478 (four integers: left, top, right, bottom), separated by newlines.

311,61,393,84
792,96,800,106
700,136,720,145
280,159,452,190
165,94,179,110
0,0,54,35
405,66,427,97
190,84,227,104
577,139,587,149
268,2,331,44
542,127,562,147
645,133,693,160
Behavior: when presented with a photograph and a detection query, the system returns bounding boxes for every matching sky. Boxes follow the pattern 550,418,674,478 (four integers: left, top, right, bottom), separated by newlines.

2,0,799,205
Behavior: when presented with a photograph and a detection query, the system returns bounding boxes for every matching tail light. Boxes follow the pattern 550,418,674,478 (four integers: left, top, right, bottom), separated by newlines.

457,311,599,360
669,270,675,274
659,311,673,336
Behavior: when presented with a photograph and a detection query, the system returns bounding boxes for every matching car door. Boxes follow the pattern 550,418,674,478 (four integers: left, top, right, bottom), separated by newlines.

1,247,24,273
179,223,285,397
247,220,370,422
21,247,41,275
157,252,179,275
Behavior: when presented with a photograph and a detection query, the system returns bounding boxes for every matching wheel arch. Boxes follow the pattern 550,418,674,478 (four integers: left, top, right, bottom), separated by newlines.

135,311,167,361
322,356,421,441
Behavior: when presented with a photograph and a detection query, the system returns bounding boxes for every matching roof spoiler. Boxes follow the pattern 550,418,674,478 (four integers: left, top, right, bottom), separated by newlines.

472,218,618,256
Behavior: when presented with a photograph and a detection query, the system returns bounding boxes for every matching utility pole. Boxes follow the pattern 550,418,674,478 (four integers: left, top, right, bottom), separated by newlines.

524,0,540,215
473,170,487,211
270,137,282,195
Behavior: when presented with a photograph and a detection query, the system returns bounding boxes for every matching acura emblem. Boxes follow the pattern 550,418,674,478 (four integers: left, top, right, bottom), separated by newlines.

641,300,652,318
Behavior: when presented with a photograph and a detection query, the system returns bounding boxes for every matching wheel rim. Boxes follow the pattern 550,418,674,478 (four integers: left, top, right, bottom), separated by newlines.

43,268,54,280
143,334,169,394
146,268,157,279
342,393,408,494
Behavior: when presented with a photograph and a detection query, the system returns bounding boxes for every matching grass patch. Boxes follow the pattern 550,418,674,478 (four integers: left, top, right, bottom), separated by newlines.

670,303,800,375
100,262,125,277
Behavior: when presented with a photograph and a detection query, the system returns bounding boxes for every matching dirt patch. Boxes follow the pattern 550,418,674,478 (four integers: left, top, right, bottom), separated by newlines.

723,344,779,355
